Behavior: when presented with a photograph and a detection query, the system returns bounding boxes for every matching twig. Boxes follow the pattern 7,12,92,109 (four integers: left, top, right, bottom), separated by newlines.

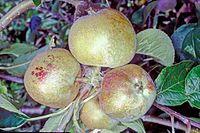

0,0,34,31
0,0,81,31
171,115,175,133
27,102,74,121
154,103,200,129
141,115,187,132
0,74,24,83
20,107,44,115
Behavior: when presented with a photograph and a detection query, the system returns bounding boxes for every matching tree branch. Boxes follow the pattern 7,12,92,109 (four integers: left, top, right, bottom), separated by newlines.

0,0,34,31
0,74,24,83
154,103,200,129
141,115,187,132
0,0,81,31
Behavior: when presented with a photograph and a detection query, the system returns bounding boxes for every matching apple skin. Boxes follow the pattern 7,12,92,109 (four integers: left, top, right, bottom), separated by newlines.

80,96,118,129
24,48,81,108
98,64,156,122
69,8,137,68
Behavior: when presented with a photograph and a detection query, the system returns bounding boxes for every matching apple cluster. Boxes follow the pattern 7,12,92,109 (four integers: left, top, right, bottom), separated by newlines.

24,8,156,130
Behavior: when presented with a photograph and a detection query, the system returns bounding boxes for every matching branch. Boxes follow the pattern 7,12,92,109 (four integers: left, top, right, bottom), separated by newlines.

0,0,81,31
20,107,44,115
154,103,200,129
0,0,34,31
141,115,187,132
0,74,24,83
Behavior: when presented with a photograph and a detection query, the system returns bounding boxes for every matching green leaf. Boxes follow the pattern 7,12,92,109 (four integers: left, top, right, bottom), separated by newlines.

0,81,7,94
6,45,49,77
10,83,23,91
131,1,158,26
0,94,28,117
122,119,146,133
32,0,41,6
136,29,175,66
40,112,66,132
182,28,200,63
40,104,74,132
42,19,59,29
185,65,200,109
171,23,197,60
101,124,127,133
0,43,37,57
0,40,10,50
0,110,27,131
156,61,194,106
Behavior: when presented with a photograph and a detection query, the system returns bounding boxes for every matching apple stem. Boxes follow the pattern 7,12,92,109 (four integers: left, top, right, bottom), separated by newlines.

81,88,100,105
0,74,24,84
75,77,91,83
153,103,200,130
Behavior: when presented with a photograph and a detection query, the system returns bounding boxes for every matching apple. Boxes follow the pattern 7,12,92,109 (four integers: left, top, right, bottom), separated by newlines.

98,64,156,122
24,48,81,108
69,8,137,68
80,96,118,129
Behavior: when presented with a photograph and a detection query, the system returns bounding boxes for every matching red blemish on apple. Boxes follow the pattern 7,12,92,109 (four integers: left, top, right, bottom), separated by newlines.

31,71,35,75
33,66,49,82
47,63,55,70
35,73,39,77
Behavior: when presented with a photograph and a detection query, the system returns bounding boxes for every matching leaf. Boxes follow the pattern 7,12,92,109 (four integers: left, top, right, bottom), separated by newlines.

42,19,59,29
185,65,200,109
0,94,28,117
40,112,66,132
32,0,41,6
131,1,158,26
0,81,7,94
101,124,127,133
6,45,49,77
10,83,23,91
155,60,194,106
122,119,146,133
0,40,10,50
136,29,175,66
171,23,197,60
0,43,37,57
0,110,27,131
182,28,200,63
40,104,74,132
